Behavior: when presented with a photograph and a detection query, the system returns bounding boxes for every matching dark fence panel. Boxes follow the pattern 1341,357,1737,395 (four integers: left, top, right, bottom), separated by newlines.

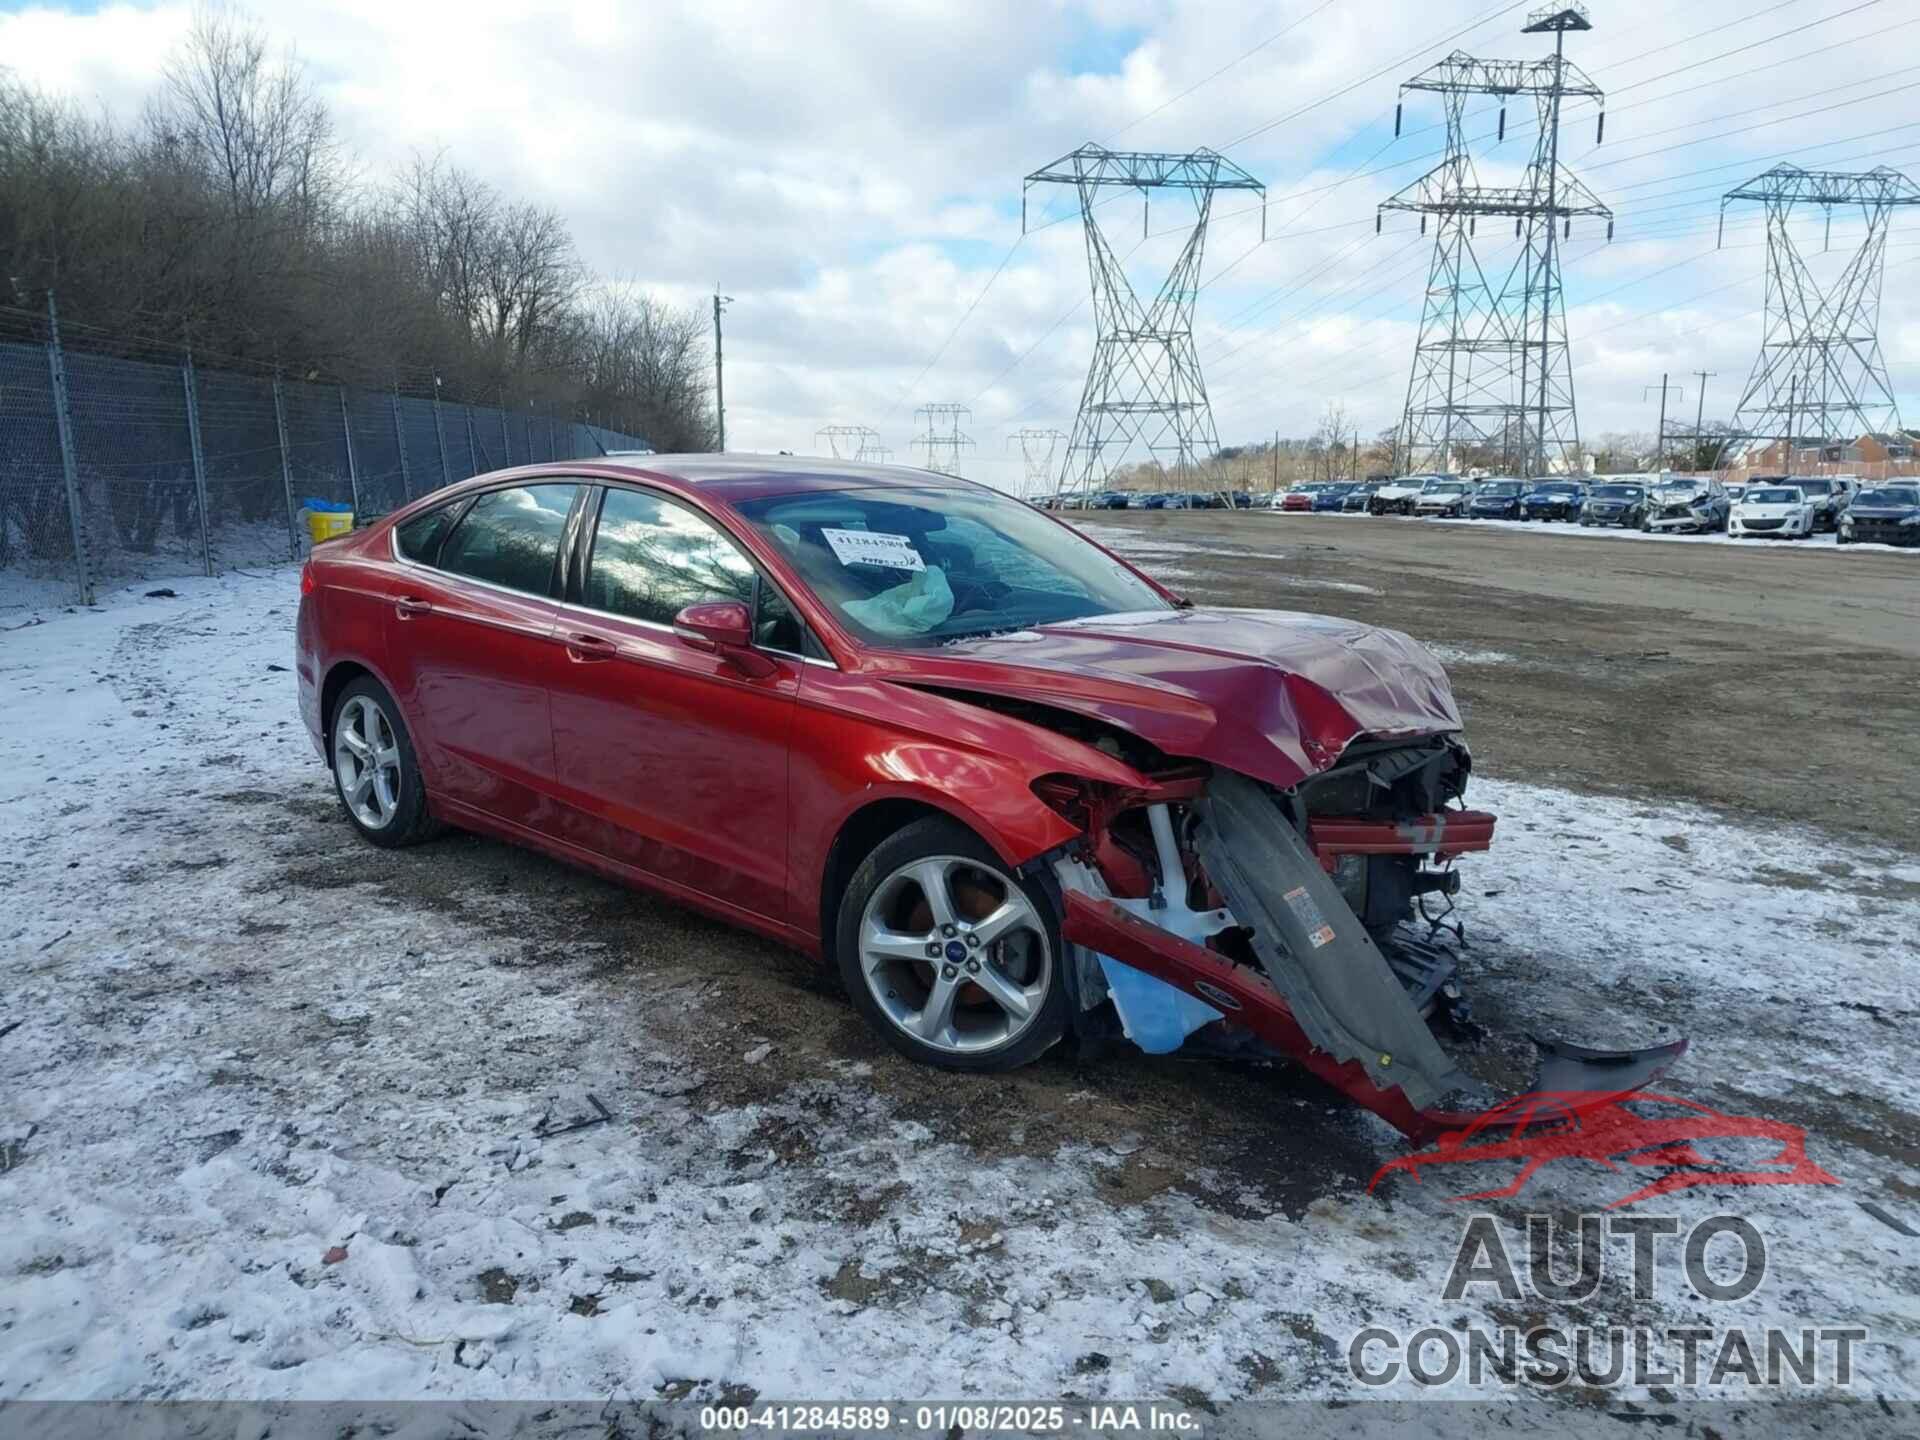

398,397,450,495
64,351,204,586
196,370,295,567
346,390,406,517
1,316,651,608
0,341,80,607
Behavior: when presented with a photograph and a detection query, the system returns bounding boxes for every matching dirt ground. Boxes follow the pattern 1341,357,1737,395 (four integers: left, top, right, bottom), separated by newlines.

7,538,1916,1407
1072,510,1920,848
257,513,1920,1218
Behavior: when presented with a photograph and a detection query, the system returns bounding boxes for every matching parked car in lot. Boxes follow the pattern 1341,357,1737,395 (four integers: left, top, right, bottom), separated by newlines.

1781,476,1857,532
1370,475,1440,516
292,455,1682,1138
1644,475,1730,534
1466,479,1526,519
1093,491,1130,510
1278,484,1322,512
1518,479,1586,521
1414,479,1477,517
1578,481,1649,529
1729,483,1817,539
1342,481,1383,513
1837,483,1920,545
1312,482,1358,512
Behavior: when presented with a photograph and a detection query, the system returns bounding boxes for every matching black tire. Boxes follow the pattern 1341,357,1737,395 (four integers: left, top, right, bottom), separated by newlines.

835,816,1070,1073
328,675,443,848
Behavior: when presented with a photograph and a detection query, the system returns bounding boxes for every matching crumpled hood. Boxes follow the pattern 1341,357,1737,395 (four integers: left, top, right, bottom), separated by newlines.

873,607,1462,791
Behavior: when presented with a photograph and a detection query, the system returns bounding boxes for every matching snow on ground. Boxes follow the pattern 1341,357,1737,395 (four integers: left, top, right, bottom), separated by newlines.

1422,645,1520,666
2,572,1916,1419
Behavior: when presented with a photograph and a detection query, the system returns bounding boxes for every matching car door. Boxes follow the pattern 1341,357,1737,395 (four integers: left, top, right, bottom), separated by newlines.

385,481,583,833
547,484,803,924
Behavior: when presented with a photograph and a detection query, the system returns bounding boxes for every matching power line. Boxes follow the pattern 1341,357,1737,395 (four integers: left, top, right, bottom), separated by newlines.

1105,0,1341,144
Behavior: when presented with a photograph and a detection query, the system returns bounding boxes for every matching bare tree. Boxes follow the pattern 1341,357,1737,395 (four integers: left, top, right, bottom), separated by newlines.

146,4,339,224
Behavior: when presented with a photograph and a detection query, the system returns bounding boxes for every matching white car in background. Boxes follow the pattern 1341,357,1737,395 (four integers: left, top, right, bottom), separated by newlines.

1729,483,1817,540
1414,478,1478,517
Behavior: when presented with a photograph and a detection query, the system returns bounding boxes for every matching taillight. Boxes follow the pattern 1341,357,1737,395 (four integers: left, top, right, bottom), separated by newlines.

300,562,315,596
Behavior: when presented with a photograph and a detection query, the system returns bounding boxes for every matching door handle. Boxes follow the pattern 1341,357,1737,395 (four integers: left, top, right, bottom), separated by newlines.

395,596,433,618
564,631,616,662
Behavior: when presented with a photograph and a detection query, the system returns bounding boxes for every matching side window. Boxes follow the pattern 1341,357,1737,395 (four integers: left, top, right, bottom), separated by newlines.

438,484,579,595
395,504,457,563
754,581,807,655
585,488,755,625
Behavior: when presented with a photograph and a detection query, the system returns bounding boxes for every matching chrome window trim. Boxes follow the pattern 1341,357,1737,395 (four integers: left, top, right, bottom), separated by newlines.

387,506,838,672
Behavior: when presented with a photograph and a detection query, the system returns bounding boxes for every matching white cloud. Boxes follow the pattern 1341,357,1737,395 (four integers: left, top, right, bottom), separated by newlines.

4,0,1915,467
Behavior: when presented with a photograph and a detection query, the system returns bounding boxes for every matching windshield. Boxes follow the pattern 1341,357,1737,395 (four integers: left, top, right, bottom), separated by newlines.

1857,487,1920,506
1789,479,1833,495
1477,482,1522,496
1591,485,1643,499
1745,488,1801,504
735,486,1173,649
1532,482,1580,494
1427,482,1468,495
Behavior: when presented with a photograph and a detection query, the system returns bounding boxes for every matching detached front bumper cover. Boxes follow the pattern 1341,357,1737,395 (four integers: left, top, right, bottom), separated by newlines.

1060,770,1687,1142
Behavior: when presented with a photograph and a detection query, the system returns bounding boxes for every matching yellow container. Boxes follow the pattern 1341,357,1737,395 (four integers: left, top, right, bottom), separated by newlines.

306,509,353,543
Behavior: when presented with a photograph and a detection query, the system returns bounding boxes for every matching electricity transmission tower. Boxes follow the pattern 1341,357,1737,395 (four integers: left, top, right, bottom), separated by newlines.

1024,145,1264,496
816,424,881,460
912,404,976,476
1718,165,1920,464
1007,428,1067,499
1380,4,1611,477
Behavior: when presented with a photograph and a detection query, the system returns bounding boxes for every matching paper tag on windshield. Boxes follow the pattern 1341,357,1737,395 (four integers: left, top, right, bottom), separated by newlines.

823,528,925,571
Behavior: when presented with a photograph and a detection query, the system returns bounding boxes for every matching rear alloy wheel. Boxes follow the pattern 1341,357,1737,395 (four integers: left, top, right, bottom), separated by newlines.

837,817,1068,1072
329,677,441,848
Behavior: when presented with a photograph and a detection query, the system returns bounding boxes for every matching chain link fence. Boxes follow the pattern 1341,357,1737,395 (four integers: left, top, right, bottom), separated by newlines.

0,308,652,610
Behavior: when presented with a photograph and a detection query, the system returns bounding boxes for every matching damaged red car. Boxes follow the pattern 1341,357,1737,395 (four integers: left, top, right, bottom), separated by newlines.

295,456,1682,1139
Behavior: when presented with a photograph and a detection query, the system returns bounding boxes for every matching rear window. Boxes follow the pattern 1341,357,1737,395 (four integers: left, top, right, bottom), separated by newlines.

438,484,580,596
395,505,458,563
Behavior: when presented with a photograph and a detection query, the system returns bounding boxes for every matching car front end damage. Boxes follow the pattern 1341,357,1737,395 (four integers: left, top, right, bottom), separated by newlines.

909,609,1687,1142
1030,740,1683,1141
1645,488,1727,534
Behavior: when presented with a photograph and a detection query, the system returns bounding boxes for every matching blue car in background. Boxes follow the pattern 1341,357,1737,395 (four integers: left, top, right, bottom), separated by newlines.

1312,482,1358,512
1520,480,1586,522
1467,479,1526,519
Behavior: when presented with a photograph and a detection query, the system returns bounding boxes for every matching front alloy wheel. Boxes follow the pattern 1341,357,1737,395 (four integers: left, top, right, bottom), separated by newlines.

837,818,1068,1071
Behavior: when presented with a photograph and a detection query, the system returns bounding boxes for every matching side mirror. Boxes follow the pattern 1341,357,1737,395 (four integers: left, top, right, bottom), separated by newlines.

673,600,776,677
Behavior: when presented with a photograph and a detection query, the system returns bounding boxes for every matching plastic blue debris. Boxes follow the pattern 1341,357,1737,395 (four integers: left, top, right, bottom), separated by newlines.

301,497,353,513
1096,954,1222,1054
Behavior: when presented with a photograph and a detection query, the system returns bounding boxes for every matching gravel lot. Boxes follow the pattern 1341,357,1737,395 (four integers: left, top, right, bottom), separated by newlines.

2,518,1916,1422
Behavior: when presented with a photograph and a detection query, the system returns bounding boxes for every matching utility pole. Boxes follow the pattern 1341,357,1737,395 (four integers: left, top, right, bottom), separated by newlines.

1691,369,1715,472
712,291,733,451
1643,373,1681,471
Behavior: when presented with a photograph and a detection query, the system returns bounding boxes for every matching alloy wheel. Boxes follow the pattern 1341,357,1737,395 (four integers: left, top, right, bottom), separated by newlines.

858,855,1051,1055
333,694,403,830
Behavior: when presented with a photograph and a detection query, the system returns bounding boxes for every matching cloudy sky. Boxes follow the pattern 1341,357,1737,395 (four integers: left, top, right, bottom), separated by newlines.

6,0,1919,484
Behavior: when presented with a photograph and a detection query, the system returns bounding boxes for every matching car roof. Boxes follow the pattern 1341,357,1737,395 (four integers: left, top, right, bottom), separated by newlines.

421,452,995,509
595,453,990,503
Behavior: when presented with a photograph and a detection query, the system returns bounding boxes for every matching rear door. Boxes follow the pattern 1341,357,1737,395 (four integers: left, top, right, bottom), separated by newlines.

386,481,583,833
547,484,804,924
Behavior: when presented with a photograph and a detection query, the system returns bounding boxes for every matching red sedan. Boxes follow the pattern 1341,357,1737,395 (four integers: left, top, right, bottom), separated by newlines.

295,456,1678,1128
